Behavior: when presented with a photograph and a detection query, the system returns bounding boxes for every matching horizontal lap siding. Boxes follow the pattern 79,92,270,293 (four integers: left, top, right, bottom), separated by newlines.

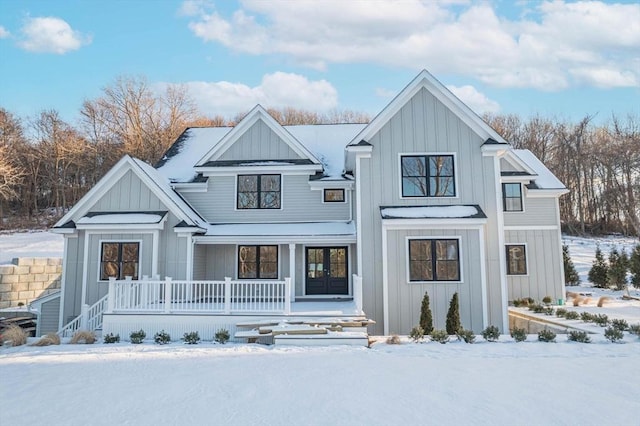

505,229,563,302
39,296,61,336
386,229,484,333
182,174,350,222
504,197,558,227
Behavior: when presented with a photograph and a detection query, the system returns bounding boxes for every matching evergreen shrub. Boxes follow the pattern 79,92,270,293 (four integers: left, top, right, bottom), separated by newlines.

482,325,500,342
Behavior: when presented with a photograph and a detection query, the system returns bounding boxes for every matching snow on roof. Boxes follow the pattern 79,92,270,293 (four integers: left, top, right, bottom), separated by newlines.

204,221,356,237
380,205,485,219
77,213,166,225
156,124,366,182
513,149,566,190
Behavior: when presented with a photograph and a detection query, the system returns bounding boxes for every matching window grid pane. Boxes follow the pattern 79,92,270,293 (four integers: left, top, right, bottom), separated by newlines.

100,242,139,280
239,245,278,279
409,239,459,282
238,175,281,209
506,245,527,275
503,183,523,212
401,155,455,197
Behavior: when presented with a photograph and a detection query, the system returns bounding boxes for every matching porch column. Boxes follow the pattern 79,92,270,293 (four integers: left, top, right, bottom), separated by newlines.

288,243,296,302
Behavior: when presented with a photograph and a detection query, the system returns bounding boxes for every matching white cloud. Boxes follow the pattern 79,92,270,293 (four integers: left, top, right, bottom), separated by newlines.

446,85,500,114
182,0,640,90
18,17,91,54
0,26,10,39
375,88,396,98
176,72,338,117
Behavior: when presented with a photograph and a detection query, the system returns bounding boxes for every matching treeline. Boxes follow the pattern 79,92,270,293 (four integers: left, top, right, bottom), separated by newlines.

0,75,369,229
484,113,640,236
1,74,638,236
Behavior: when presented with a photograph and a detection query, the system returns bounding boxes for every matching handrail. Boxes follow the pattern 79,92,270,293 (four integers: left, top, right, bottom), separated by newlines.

58,294,109,337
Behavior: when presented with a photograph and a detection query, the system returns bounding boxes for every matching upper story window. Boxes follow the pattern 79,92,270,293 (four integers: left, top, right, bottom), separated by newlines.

408,239,460,282
100,242,139,280
237,174,281,209
323,189,345,203
502,183,523,211
401,155,455,197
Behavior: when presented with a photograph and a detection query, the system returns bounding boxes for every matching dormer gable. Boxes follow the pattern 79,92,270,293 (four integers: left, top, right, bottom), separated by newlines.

195,105,322,167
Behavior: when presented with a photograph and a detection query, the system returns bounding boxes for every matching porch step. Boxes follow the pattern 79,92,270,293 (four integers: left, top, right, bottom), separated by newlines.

274,331,369,347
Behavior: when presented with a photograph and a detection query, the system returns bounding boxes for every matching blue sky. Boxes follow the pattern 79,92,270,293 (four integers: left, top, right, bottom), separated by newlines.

0,0,638,126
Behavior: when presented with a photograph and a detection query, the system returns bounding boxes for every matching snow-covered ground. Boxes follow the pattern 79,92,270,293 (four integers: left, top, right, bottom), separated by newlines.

1,338,639,426
0,230,63,265
1,231,639,426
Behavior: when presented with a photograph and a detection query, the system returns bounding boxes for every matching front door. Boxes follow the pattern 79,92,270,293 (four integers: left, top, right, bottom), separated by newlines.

305,247,348,295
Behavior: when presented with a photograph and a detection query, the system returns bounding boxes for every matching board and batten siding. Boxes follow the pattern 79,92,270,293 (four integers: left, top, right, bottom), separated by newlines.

505,229,564,302
503,196,559,227
385,228,484,333
38,295,61,336
181,174,351,223
94,170,166,211
218,119,302,161
357,87,506,334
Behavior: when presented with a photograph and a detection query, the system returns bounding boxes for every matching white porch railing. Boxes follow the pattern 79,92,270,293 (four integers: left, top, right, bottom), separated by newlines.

58,295,109,337
107,276,292,314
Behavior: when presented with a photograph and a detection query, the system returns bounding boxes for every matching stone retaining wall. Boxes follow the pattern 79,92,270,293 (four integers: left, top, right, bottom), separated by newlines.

0,258,62,309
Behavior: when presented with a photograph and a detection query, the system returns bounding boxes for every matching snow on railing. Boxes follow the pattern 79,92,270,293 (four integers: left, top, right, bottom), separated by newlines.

106,276,291,314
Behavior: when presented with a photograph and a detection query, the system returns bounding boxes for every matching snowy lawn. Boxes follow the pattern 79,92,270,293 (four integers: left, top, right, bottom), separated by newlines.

1,337,639,426
0,230,63,265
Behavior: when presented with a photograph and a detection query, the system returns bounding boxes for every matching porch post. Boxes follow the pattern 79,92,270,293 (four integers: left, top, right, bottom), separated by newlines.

224,277,232,314
353,274,363,315
288,243,296,302
164,277,172,313
284,277,291,314
80,303,89,330
107,277,116,313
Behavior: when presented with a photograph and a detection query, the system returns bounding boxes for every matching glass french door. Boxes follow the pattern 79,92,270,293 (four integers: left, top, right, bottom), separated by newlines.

305,247,348,295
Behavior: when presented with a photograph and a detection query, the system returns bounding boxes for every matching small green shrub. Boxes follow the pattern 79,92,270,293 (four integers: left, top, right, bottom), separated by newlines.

103,333,120,344
183,331,200,344
564,311,580,320
580,312,595,323
629,324,640,336
409,326,425,343
593,314,609,327
526,297,535,304
567,330,591,343
445,293,461,335
154,330,171,345
130,329,146,344
542,296,553,305
214,329,230,344
543,307,555,316
555,308,567,317
510,327,527,342
531,304,546,314
430,329,449,344
538,329,556,342
610,319,629,331
456,329,475,344
604,326,624,343
512,298,529,307
482,325,500,342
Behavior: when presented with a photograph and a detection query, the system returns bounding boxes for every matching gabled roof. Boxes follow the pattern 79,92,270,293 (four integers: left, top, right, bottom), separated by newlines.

513,149,566,191
195,105,322,167
348,69,507,146
52,156,205,231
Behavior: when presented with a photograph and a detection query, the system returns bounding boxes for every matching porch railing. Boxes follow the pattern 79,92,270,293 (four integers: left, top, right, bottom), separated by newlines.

107,276,291,315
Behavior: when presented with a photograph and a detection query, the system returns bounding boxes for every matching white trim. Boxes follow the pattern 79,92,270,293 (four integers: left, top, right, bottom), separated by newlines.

382,219,487,229
348,70,507,147
152,230,159,278
96,239,144,283
491,154,509,332
502,182,526,214
196,105,322,166
398,152,459,200
478,226,488,328
200,164,322,176
554,198,567,300
525,188,569,198
234,244,281,280
288,243,296,301
354,150,371,276
501,175,534,183
171,182,208,192
405,236,464,284
194,235,356,245
76,222,166,231
381,224,389,335
308,180,354,190
301,244,351,297
58,235,70,330
81,231,90,306
503,225,559,231
186,233,193,280
505,243,529,277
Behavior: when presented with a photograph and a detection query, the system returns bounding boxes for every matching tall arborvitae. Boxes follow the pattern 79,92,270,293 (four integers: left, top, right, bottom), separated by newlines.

588,245,608,288
445,292,461,335
563,244,580,285
629,244,640,288
608,247,628,291
419,292,433,334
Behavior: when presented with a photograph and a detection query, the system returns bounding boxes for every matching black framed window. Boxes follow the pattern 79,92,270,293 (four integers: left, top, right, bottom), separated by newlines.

506,245,527,275
100,242,139,280
401,155,455,197
502,183,523,211
324,189,345,202
238,245,278,279
408,239,460,282
237,175,281,209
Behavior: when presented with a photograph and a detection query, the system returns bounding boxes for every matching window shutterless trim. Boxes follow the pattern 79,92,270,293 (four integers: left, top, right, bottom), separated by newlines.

399,153,457,198
98,240,141,281
505,243,528,275
236,174,281,209
237,244,279,279
323,188,346,203
407,237,461,282
502,182,524,212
